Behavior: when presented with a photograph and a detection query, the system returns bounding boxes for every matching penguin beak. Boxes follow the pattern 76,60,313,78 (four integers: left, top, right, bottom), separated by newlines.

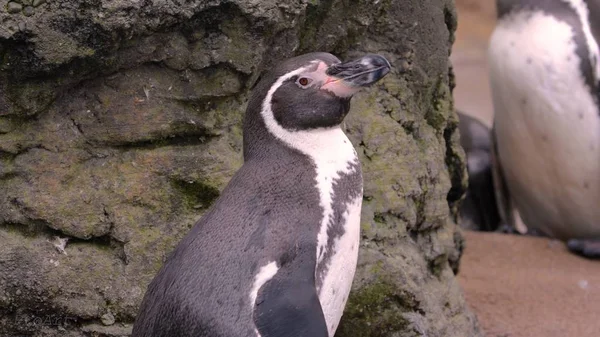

321,54,391,97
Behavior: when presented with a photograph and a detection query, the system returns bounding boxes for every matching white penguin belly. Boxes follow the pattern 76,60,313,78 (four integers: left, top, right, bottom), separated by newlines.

305,127,362,337
317,196,362,336
259,76,363,334
489,10,600,239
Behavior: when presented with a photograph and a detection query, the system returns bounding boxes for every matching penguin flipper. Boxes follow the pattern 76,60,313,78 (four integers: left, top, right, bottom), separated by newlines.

567,239,600,259
253,256,328,337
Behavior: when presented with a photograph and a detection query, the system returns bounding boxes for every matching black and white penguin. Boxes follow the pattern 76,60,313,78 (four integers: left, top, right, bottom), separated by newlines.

131,52,391,336
457,111,502,232
489,0,600,257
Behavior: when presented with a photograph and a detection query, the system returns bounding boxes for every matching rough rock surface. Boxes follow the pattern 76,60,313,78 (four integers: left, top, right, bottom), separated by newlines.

0,0,480,336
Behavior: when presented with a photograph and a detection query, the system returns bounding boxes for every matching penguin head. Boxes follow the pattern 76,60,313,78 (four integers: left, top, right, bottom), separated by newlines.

244,52,391,158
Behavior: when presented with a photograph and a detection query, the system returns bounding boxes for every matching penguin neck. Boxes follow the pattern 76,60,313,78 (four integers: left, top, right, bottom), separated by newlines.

251,90,358,167
243,112,358,168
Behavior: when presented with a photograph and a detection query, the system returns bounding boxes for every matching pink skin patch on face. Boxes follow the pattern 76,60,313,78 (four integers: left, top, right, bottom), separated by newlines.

321,79,361,98
309,61,361,98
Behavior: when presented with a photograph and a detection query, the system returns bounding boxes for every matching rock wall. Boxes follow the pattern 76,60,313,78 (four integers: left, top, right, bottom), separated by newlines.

0,0,481,336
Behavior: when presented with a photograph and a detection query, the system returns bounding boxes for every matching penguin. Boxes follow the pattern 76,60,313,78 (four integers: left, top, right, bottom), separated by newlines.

131,52,391,337
489,0,600,258
457,111,502,232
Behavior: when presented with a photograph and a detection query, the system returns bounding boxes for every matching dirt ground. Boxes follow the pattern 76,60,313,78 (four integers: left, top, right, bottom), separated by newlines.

452,2,600,337
460,232,600,337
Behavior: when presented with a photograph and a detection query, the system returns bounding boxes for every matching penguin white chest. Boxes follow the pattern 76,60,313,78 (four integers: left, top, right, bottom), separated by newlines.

258,65,366,336
311,136,363,336
271,125,363,336
489,10,600,238
316,194,362,336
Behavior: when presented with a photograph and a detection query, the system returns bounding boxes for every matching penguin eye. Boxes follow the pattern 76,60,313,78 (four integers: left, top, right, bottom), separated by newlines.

296,77,313,88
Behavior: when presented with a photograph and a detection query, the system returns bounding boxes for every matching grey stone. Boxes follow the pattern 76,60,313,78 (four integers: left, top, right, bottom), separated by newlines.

6,2,22,13
32,0,45,7
22,5,34,16
0,0,480,336
101,312,116,326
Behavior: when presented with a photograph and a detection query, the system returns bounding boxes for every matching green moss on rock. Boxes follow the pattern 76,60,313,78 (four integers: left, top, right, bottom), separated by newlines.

336,280,414,337
0,0,481,336
170,178,220,210
5,80,58,116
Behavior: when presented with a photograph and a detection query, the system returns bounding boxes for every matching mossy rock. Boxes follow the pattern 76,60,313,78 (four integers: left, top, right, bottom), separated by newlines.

0,0,480,336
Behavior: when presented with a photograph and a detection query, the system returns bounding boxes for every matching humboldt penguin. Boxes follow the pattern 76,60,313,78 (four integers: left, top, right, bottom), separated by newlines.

489,0,600,257
131,52,391,336
457,111,502,232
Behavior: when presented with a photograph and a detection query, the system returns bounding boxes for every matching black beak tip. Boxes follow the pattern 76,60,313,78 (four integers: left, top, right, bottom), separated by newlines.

325,53,392,87
364,54,392,71
362,54,391,85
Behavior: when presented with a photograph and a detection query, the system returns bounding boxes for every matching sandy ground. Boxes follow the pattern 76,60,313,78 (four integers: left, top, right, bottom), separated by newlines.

459,232,600,337
452,2,600,336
